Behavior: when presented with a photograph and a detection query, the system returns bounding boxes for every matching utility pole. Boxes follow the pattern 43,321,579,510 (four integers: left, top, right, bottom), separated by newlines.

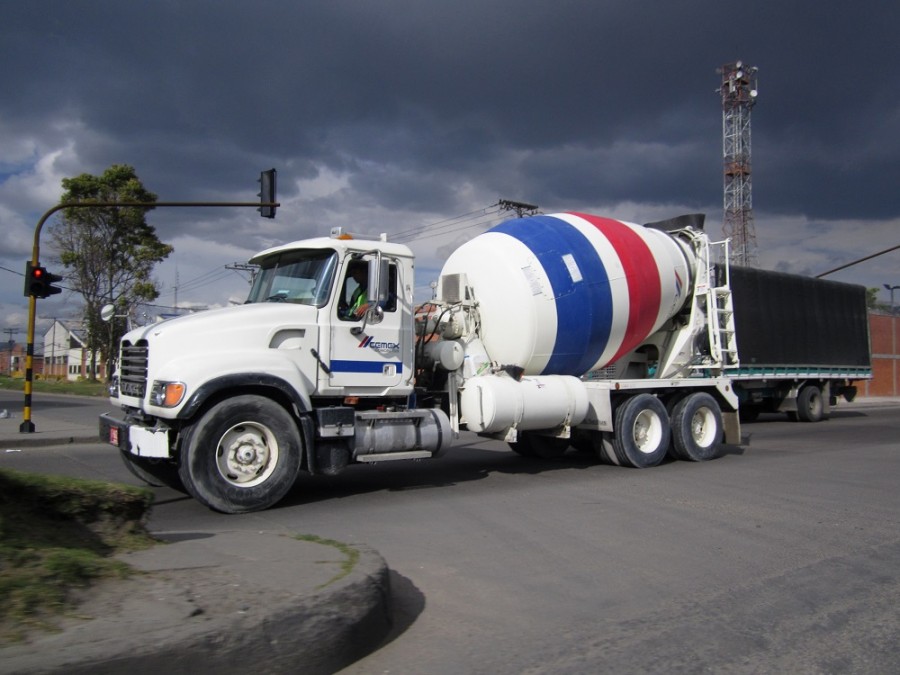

717,60,759,267
886,284,900,314
226,262,259,284
499,199,539,218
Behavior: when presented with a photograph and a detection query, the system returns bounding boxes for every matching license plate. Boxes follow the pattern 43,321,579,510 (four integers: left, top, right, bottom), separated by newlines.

109,426,119,445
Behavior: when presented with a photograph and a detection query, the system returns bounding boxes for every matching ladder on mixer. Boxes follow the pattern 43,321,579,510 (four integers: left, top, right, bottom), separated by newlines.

694,238,740,371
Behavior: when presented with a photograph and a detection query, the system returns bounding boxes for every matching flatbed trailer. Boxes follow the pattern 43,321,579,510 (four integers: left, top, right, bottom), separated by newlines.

725,266,872,421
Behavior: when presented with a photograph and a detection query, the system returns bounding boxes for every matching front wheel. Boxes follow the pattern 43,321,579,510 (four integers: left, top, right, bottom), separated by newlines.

178,395,303,513
120,450,185,492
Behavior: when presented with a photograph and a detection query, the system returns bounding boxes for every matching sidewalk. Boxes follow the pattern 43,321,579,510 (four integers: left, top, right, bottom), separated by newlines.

0,412,394,675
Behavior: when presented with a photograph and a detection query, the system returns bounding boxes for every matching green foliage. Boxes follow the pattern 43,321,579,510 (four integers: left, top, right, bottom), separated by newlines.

867,287,890,312
0,468,155,642
49,164,174,380
0,374,107,396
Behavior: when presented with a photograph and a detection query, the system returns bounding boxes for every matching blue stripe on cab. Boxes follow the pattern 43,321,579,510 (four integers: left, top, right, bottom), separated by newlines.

329,360,404,373
489,216,614,375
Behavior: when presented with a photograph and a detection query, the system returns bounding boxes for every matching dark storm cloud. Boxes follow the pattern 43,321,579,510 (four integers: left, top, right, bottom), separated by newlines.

2,0,898,232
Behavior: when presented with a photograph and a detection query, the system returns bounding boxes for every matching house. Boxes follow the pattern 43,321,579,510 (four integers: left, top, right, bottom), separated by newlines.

1,341,35,376
42,319,105,381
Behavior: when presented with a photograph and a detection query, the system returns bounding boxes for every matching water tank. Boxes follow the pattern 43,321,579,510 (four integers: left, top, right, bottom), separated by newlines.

439,212,694,376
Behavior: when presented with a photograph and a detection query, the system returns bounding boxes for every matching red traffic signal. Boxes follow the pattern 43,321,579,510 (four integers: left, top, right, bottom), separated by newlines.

24,262,63,299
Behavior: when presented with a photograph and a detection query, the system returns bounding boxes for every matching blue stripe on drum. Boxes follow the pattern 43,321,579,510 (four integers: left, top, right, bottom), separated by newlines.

490,215,614,375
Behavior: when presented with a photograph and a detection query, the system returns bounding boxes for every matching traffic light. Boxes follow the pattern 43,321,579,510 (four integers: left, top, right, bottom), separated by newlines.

258,168,277,218
24,262,63,299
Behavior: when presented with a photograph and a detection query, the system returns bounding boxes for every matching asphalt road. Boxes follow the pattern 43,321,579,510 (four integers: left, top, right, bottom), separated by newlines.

3,396,899,674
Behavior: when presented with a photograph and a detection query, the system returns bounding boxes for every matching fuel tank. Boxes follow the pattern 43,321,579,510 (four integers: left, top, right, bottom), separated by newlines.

439,212,695,376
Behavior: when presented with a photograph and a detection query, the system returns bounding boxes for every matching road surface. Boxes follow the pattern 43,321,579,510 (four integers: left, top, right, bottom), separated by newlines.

3,396,899,673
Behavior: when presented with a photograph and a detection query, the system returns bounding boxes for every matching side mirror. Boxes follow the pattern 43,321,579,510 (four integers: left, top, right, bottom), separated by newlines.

352,255,389,334
367,255,390,308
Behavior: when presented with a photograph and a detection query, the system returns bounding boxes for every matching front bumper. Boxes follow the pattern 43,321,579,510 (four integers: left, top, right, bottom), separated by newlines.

99,412,172,458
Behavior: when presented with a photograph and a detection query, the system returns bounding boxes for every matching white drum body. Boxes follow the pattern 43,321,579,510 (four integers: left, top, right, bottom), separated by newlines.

440,212,693,376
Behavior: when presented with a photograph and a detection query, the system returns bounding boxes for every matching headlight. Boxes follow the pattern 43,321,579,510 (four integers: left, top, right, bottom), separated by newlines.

108,374,120,398
150,381,186,408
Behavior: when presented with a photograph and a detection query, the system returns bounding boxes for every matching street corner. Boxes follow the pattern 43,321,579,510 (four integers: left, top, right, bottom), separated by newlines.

0,530,393,675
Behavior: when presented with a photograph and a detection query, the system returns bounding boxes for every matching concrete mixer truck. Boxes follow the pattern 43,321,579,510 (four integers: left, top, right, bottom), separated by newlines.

98,211,865,513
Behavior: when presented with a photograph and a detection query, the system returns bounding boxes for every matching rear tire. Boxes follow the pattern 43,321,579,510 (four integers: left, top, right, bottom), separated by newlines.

670,392,722,462
178,395,303,513
796,385,826,423
610,394,670,468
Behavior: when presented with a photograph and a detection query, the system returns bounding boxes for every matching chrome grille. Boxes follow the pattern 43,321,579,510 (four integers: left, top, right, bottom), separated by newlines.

120,339,148,398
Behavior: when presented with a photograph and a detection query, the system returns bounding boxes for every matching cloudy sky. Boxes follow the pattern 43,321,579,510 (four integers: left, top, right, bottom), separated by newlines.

2,0,899,339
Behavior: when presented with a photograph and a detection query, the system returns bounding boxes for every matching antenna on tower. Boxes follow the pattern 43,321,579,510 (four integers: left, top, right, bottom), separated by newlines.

717,60,759,267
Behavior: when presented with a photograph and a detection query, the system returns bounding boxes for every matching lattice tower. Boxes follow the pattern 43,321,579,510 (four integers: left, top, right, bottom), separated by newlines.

717,61,759,267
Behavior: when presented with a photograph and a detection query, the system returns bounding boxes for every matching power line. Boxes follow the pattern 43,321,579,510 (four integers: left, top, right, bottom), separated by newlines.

815,244,900,278
391,199,540,244
391,203,503,243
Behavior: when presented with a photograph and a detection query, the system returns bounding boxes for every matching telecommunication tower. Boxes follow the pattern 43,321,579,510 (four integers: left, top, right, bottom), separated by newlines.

717,61,759,266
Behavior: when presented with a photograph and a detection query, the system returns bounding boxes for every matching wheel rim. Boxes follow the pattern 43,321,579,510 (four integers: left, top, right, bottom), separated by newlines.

690,407,717,447
632,410,663,454
807,392,822,417
216,422,280,488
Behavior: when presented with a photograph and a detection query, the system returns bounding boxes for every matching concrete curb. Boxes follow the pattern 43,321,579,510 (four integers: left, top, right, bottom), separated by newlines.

2,433,100,449
1,536,392,675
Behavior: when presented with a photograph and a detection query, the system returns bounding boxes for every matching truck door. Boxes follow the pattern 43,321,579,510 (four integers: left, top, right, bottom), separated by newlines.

328,260,405,390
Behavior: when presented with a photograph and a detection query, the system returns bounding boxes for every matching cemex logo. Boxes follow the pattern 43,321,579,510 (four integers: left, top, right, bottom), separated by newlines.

358,336,400,352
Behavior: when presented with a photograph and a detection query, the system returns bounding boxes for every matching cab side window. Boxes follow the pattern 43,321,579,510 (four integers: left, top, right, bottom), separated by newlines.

337,262,398,321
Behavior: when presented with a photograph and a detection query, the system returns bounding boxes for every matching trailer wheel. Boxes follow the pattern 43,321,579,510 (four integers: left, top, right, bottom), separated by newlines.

670,393,723,462
178,395,302,513
797,385,826,423
610,394,670,468
120,450,185,492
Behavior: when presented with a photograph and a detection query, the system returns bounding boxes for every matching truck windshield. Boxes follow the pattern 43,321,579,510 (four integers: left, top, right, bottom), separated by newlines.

246,249,338,306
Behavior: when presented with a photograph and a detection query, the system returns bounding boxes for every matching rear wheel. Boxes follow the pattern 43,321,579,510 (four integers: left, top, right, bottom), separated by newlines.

178,395,303,513
609,394,670,468
796,385,827,423
670,392,722,462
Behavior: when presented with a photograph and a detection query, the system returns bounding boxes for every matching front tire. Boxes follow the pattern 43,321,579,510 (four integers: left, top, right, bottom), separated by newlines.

178,395,303,513
120,450,185,492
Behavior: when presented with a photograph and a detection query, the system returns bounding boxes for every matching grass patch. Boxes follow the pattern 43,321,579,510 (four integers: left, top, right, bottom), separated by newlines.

294,533,361,588
0,467,156,643
0,375,107,397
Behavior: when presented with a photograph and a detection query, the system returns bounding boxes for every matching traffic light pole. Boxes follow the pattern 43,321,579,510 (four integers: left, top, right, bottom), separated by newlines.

21,198,279,433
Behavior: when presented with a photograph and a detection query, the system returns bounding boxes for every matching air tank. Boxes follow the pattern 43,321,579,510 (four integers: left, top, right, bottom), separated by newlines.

439,212,695,376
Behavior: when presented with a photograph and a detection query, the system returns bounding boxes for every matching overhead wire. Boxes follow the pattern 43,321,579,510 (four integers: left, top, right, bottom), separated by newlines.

391,202,504,243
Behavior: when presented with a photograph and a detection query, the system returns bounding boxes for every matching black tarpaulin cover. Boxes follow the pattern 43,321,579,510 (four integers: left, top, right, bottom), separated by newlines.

724,266,871,367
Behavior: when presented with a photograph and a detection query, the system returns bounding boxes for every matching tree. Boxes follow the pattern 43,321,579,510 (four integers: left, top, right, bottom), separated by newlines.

49,164,173,380
866,288,890,313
